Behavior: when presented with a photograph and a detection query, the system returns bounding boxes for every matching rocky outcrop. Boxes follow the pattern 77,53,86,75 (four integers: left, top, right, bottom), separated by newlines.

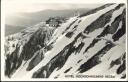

32,4,126,78
5,25,55,77
4,3,126,79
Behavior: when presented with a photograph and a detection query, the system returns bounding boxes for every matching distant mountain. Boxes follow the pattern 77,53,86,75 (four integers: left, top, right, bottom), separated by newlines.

5,24,26,36
4,4,126,80
6,8,90,27
5,8,90,36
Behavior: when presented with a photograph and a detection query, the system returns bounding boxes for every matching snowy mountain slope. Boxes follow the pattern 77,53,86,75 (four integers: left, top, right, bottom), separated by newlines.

4,22,55,77
4,3,126,79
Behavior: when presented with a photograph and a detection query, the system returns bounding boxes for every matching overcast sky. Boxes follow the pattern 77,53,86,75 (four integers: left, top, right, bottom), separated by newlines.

3,0,105,16
3,0,125,16
5,3,103,14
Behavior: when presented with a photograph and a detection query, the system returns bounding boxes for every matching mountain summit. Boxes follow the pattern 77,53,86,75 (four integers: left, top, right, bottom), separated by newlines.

4,3,126,79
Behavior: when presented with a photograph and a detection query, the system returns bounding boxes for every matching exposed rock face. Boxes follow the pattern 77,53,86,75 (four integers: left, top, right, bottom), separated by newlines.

5,25,55,77
4,3,126,79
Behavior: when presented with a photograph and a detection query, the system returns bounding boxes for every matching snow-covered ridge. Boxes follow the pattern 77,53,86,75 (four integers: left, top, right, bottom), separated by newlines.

4,3,126,79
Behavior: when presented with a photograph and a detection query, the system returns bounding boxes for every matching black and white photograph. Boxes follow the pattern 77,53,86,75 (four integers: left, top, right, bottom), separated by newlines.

1,0,127,81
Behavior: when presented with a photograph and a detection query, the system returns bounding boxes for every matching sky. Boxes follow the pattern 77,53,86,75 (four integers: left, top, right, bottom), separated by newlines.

2,0,126,16
3,0,104,16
